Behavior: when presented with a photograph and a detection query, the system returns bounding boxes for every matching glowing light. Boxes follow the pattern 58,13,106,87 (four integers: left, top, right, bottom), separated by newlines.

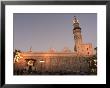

14,52,23,63
28,60,34,66
40,60,45,63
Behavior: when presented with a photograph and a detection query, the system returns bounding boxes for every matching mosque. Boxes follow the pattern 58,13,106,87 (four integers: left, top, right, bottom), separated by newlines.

14,16,95,75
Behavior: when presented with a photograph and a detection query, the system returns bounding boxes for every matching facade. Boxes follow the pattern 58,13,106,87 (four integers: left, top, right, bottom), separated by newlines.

14,17,95,75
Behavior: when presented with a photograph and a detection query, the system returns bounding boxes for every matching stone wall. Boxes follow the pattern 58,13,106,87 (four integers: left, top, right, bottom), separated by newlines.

14,56,90,75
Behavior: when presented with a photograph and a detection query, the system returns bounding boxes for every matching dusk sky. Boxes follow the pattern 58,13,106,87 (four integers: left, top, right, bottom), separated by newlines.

13,13,97,52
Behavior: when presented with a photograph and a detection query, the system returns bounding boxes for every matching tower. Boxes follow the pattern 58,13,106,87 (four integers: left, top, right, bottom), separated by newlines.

73,16,82,52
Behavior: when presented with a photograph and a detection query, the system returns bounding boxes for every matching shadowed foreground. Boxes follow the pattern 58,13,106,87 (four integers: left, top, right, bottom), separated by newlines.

14,56,97,75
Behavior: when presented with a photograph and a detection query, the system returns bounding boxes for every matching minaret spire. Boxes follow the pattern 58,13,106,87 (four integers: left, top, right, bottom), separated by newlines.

73,16,79,23
29,46,32,52
73,16,82,52
72,16,81,30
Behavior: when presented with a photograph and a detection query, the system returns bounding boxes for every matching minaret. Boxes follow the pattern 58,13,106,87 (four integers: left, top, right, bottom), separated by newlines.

73,16,82,52
29,46,32,52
